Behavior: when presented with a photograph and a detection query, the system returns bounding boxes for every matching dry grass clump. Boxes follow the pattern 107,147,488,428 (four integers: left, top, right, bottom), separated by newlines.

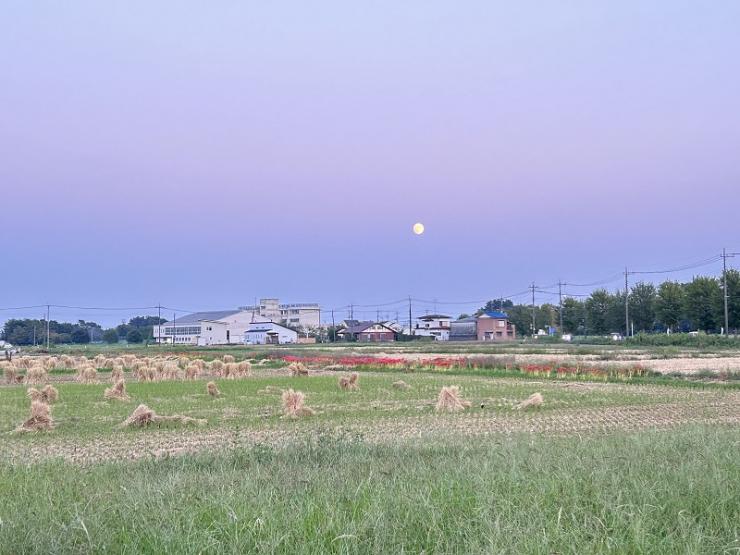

104,379,130,401
121,404,206,428
338,372,359,390
161,363,181,381
16,400,54,432
288,362,309,377
77,366,98,384
111,365,125,382
515,392,544,410
122,355,136,368
60,354,76,368
435,386,471,412
392,380,411,390
18,357,34,369
207,381,221,397
281,389,315,418
238,360,252,375
210,360,225,376
192,359,207,371
223,355,236,364
4,366,18,385
185,364,200,380
27,385,59,404
134,366,158,382
26,365,49,385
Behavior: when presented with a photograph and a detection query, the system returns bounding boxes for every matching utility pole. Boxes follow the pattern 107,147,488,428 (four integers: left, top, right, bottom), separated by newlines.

558,280,564,332
530,283,536,336
46,304,50,351
349,304,354,320
157,303,162,344
723,248,729,335
624,267,629,338
331,309,335,342
376,309,380,323
173,312,176,345
408,295,413,336
721,249,738,335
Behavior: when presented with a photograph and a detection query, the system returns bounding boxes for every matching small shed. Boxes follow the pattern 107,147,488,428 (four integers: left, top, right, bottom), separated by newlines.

244,322,298,345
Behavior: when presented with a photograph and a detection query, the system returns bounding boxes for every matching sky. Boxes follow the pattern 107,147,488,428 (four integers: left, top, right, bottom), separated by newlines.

1,1,739,326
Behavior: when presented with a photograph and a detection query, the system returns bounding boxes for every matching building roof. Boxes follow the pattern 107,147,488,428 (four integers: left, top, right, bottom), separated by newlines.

419,314,451,320
478,311,509,319
245,321,297,334
167,310,241,325
339,321,395,334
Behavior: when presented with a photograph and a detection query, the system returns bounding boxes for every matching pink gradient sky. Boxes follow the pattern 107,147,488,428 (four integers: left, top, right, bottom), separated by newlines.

1,1,739,324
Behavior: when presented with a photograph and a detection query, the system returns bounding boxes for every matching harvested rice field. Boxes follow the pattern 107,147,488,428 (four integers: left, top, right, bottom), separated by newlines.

1,351,738,553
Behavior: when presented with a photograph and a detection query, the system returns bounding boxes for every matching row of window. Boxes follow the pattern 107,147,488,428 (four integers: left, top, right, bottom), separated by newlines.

163,326,200,336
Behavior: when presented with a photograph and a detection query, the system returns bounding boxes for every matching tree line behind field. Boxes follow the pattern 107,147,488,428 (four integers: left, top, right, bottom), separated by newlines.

477,270,740,336
2,316,166,346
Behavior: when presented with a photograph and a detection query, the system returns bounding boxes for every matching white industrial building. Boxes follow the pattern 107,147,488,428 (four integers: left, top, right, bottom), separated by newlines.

244,321,298,345
238,298,320,329
153,310,258,346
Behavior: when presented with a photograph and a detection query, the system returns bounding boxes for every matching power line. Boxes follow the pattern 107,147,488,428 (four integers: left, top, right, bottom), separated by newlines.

629,255,722,275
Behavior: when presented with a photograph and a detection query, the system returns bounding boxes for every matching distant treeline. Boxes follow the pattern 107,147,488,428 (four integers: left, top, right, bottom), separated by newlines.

2,316,167,346
477,270,740,336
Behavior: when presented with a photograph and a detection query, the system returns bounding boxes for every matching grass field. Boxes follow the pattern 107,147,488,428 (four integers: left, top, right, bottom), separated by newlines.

1,353,739,553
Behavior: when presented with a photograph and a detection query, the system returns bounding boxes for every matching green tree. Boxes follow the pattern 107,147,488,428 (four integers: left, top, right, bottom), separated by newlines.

70,328,90,344
656,281,685,332
102,329,119,344
561,297,586,334
725,269,740,332
585,289,612,334
684,276,722,332
629,282,657,333
126,329,143,343
506,305,534,336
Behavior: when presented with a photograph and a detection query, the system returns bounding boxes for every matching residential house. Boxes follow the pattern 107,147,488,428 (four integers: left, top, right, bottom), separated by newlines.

476,311,516,341
414,314,451,341
336,321,396,342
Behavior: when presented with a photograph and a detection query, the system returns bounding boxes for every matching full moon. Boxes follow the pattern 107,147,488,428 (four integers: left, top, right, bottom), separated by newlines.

413,222,425,235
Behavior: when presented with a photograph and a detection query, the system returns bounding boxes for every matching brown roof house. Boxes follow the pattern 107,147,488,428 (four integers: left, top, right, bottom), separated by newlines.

336,321,397,342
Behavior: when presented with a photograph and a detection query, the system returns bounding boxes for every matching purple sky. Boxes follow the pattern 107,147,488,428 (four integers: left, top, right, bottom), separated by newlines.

2,1,739,325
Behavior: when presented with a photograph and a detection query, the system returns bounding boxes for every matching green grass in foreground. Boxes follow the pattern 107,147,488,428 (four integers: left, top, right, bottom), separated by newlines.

0,426,737,554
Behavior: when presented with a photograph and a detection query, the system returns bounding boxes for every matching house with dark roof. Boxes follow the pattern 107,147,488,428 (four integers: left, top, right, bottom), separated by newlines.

336,321,397,342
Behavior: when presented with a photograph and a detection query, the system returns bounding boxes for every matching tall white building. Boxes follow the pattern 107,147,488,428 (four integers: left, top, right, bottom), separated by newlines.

238,298,320,329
